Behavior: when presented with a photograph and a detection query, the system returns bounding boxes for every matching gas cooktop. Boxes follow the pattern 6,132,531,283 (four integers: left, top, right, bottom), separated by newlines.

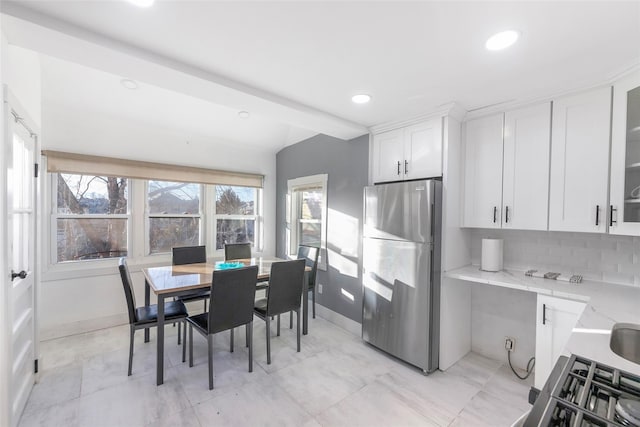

525,354,640,426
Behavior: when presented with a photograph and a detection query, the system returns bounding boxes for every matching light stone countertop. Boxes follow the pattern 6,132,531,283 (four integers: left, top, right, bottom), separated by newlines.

445,265,640,376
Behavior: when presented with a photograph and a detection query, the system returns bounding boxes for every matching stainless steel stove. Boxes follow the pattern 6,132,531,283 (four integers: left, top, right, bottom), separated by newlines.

525,354,640,426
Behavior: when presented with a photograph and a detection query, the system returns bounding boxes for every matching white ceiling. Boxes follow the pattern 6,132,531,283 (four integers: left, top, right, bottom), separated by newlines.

2,1,640,152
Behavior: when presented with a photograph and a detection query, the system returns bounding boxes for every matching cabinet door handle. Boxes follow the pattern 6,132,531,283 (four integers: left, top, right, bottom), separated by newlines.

542,303,547,325
404,160,408,175
610,205,617,226
595,205,600,226
493,206,497,223
397,161,401,176
505,206,510,223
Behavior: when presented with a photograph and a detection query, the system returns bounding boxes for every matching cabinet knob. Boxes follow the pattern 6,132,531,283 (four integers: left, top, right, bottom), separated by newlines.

542,303,547,325
595,205,600,226
397,161,401,175
493,206,498,223
404,160,408,175
505,206,510,223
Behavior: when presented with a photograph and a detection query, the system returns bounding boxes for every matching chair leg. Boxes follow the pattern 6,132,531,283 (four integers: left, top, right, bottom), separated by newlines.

277,314,281,337
128,325,134,376
312,288,316,319
230,328,234,353
296,309,301,352
208,335,214,390
189,324,194,367
289,311,293,329
245,324,249,348
266,316,271,365
204,299,207,312
177,319,181,345
248,322,253,373
182,321,186,363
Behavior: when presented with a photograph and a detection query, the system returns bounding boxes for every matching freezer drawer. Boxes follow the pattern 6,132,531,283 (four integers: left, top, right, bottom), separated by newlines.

361,237,434,371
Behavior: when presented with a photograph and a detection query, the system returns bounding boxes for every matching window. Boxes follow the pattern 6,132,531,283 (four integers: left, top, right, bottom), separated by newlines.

214,185,259,250
147,180,202,254
54,174,129,262
287,174,327,269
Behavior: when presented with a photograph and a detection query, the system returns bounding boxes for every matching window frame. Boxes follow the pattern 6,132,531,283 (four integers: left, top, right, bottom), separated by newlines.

50,173,131,265
144,180,204,256
44,172,264,278
287,174,328,270
211,185,263,254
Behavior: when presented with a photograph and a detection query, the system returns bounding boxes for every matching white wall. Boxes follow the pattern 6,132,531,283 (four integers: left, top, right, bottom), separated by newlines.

39,103,277,340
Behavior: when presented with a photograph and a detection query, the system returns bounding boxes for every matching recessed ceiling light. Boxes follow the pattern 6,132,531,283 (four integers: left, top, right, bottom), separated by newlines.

238,111,250,119
352,94,371,104
120,79,139,90
127,0,155,7
485,30,520,51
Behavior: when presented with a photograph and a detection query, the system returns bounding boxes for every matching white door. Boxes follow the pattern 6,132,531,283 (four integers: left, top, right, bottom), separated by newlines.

372,128,404,183
2,93,38,427
462,113,504,228
549,87,611,233
534,295,586,389
610,70,640,235
502,102,551,230
404,118,443,180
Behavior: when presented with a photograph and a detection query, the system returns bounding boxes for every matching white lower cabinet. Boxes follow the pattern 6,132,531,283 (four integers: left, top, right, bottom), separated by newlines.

534,295,586,388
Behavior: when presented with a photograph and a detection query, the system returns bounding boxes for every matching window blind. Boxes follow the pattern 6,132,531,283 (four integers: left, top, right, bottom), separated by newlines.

42,150,264,188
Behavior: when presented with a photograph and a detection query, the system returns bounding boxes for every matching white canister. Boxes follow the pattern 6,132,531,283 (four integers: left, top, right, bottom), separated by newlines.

481,238,503,272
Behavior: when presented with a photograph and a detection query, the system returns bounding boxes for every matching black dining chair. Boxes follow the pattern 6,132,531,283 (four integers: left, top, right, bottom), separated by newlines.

289,245,319,329
172,245,210,311
253,259,306,364
187,266,258,390
224,242,252,261
118,257,189,376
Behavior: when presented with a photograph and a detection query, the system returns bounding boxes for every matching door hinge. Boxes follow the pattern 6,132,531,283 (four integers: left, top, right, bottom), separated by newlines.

34,359,39,374
34,163,39,178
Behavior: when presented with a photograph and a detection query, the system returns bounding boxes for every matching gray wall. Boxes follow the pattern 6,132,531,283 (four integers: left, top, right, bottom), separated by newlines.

276,133,369,323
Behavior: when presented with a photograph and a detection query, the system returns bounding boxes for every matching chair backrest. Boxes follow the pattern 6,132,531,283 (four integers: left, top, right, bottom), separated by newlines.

118,257,137,325
297,245,319,288
208,266,258,334
172,245,207,265
266,259,306,316
224,243,251,261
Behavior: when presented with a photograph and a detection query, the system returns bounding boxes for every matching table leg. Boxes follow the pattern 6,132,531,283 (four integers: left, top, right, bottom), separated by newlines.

144,279,150,343
156,294,165,386
303,272,309,335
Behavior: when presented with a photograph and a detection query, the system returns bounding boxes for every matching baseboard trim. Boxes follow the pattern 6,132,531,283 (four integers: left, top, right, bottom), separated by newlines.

40,313,128,341
40,300,363,341
314,302,361,337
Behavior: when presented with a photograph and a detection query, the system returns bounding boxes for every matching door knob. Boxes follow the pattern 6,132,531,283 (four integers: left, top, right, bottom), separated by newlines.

11,270,27,281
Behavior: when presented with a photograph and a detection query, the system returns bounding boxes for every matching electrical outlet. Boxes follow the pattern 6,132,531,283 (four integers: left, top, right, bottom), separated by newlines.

505,337,515,352
317,283,323,294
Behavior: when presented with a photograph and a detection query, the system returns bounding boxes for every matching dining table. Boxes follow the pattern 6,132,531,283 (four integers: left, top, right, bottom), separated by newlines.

142,257,310,385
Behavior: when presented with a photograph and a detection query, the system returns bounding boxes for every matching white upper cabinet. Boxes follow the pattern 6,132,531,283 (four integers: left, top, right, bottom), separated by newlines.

462,113,504,228
462,103,551,230
502,102,551,231
371,118,442,184
404,120,443,181
549,87,612,233
610,70,640,235
372,128,404,183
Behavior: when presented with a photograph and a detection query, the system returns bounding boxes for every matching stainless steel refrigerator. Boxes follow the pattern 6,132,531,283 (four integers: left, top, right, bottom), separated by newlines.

362,179,441,373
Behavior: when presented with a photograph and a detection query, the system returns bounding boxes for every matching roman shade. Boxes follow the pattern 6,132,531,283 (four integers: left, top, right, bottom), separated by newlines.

42,150,264,188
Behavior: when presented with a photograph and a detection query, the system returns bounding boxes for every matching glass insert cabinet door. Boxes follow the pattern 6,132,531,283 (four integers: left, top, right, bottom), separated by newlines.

611,70,640,235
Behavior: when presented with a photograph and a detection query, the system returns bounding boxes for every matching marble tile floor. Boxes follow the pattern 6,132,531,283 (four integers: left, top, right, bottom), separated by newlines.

19,315,533,427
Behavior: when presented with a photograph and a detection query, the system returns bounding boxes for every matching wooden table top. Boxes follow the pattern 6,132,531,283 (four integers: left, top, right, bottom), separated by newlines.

142,257,296,295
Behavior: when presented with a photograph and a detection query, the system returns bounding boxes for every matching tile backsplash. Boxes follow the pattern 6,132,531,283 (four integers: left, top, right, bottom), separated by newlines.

470,229,640,287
